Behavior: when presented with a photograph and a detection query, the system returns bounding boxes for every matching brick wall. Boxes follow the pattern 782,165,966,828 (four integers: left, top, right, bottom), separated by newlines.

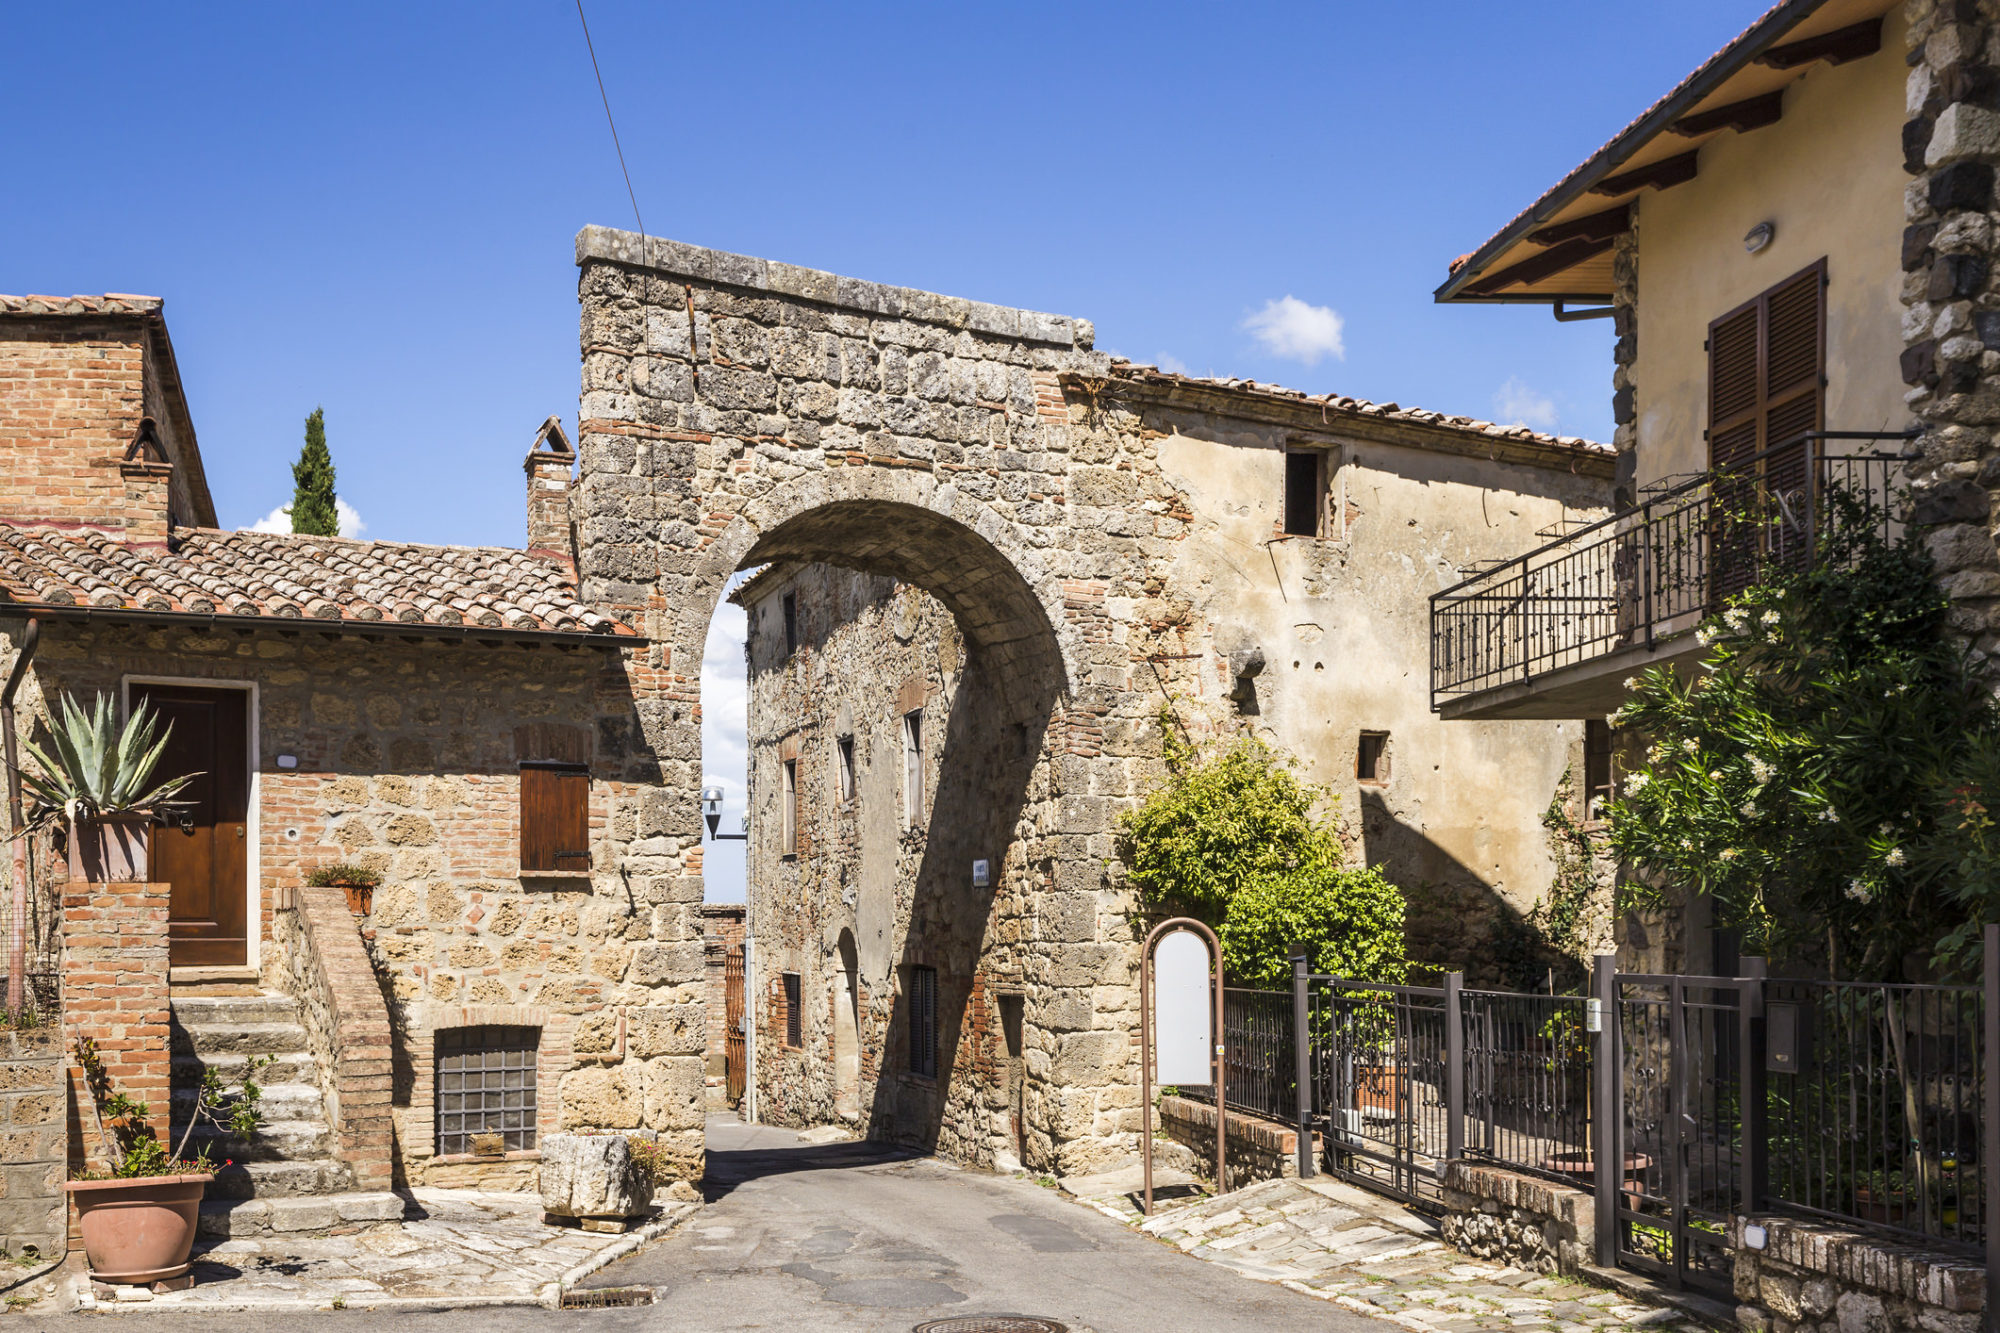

60,880,170,1171
0,1026,64,1260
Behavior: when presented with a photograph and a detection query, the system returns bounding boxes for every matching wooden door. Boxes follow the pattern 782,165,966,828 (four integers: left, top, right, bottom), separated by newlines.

133,684,249,968
724,942,746,1104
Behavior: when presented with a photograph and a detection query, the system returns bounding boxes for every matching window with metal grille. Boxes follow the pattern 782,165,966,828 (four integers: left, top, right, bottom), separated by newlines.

1583,719,1616,820
908,965,937,1078
435,1025,538,1155
783,972,802,1048
1283,449,1325,537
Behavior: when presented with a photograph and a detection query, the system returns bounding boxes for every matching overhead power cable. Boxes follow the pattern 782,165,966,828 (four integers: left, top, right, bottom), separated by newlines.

574,0,646,247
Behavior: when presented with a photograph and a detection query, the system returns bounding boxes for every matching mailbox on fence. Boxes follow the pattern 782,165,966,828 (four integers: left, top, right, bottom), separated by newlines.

1139,917,1224,1216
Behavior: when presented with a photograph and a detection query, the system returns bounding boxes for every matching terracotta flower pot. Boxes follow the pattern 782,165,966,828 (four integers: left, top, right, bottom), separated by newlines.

336,882,374,915
64,1173,211,1283
1355,1064,1405,1113
67,813,153,884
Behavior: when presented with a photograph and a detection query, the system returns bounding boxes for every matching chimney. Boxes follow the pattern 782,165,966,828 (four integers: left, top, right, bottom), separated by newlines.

118,417,174,546
525,416,577,562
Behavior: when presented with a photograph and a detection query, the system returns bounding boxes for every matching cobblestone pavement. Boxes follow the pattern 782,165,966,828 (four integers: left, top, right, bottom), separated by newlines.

1067,1175,1710,1333
65,1188,696,1313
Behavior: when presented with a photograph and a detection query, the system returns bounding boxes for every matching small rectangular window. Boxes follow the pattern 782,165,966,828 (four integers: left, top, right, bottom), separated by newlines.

836,735,856,803
782,592,798,655
1284,449,1325,537
519,762,590,873
435,1025,538,1156
903,710,924,829
783,971,802,1048
781,759,798,855
998,993,1024,1061
1357,731,1390,785
1584,719,1616,820
908,965,937,1078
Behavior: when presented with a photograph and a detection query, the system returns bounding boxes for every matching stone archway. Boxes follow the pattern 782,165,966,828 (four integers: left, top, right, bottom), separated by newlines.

572,227,1178,1180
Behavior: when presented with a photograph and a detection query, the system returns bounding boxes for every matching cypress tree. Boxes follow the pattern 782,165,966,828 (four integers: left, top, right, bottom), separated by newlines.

290,407,338,536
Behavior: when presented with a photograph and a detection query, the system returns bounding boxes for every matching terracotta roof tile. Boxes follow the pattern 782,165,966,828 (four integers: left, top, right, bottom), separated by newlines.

0,525,633,639
0,293,164,316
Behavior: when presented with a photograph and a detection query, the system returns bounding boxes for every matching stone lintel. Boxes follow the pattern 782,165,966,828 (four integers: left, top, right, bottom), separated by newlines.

574,226,1092,350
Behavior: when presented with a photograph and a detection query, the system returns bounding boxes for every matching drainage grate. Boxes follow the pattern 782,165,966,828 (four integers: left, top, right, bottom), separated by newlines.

560,1286,656,1309
911,1320,1068,1333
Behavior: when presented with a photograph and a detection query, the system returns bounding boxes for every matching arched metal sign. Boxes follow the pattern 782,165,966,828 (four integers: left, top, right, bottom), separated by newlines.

1139,917,1224,1214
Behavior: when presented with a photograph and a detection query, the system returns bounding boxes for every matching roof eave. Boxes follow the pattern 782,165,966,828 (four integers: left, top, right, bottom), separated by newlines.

0,602,642,648
1435,0,1831,306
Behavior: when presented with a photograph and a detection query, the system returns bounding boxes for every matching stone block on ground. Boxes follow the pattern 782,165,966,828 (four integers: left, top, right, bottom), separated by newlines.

538,1133,655,1222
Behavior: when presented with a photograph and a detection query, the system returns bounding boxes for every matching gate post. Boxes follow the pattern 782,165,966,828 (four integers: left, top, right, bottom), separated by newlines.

1983,923,1998,1333
1737,955,1768,1222
1591,953,1618,1268
1444,970,1464,1164
1291,950,1314,1178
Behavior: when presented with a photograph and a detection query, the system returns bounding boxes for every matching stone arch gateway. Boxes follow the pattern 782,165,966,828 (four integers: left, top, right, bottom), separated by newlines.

573,227,1180,1179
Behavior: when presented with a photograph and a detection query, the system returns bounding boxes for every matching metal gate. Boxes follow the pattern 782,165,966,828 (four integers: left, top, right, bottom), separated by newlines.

724,942,746,1105
1608,972,1748,1296
1313,979,1454,1208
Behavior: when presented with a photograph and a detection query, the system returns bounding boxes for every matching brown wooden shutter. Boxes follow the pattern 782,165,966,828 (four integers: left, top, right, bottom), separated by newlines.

520,764,590,872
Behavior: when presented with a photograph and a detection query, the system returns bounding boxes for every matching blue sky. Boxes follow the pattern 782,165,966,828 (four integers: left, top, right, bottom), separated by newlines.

7,1,1766,899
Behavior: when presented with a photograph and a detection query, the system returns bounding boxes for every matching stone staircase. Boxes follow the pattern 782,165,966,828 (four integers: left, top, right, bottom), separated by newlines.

170,991,403,1237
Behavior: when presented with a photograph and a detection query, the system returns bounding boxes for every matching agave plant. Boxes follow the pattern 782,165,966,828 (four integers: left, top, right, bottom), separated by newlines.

16,693,196,834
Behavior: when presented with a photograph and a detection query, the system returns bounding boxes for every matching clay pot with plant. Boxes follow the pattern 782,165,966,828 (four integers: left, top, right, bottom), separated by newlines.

16,693,196,883
306,862,383,916
64,1035,268,1284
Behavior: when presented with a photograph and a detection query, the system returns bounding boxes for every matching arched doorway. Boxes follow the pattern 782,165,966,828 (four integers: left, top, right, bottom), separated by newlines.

831,929,860,1122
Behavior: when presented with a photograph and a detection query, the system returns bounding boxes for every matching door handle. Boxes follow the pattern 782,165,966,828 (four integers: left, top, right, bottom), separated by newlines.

174,813,197,837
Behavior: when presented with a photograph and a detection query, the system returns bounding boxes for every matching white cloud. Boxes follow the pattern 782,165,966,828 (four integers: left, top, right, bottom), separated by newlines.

245,498,366,539
1243,296,1345,365
1493,377,1558,431
1156,353,1190,376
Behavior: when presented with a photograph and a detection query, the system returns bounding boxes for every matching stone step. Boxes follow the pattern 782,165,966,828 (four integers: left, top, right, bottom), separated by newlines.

174,1118,331,1162
170,994,300,1026
171,1020,309,1056
172,1080,325,1124
205,1158,355,1200
174,1050,318,1086
196,1191,405,1239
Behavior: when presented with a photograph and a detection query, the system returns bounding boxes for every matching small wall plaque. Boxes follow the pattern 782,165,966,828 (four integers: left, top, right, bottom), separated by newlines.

971,859,990,887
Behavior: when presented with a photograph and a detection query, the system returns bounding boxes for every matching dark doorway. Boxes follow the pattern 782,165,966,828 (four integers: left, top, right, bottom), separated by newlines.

133,683,249,968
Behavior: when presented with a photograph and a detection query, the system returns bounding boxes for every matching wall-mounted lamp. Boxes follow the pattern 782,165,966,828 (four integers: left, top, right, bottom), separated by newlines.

1744,221,1775,255
702,783,748,841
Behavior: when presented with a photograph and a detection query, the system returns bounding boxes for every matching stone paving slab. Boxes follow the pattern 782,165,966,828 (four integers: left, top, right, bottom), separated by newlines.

66,1188,697,1313
1064,1174,1712,1333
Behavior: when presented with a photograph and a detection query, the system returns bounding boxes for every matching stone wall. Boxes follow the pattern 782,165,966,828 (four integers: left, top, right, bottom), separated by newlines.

61,880,171,1170
1155,1093,1317,1187
1899,0,2000,682
1729,1214,1985,1333
0,1025,64,1261
1438,1160,1596,1277
273,885,394,1190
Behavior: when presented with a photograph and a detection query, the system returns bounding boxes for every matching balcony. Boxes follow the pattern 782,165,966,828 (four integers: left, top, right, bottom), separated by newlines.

1429,431,1908,721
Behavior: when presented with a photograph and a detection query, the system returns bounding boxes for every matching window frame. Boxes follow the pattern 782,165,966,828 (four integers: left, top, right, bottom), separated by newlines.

908,964,938,1079
434,1024,539,1157
1282,447,1328,538
1357,731,1391,786
782,592,798,656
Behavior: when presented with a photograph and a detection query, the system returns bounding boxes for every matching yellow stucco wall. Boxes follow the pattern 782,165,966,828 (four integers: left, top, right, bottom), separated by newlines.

1633,7,1909,487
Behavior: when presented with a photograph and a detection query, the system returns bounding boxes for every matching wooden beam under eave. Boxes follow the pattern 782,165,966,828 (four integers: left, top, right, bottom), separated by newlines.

1756,17,1881,70
1670,89,1785,138
1589,149,1699,197
1529,204,1632,247
1463,236,1616,297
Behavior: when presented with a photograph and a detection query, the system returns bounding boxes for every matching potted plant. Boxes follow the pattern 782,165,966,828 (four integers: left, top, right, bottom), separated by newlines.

17,693,195,883
64,1036,267,1285
306,862,383,916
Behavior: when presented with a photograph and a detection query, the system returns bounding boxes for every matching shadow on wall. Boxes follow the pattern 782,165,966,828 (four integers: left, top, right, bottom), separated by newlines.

1355,789,1584,992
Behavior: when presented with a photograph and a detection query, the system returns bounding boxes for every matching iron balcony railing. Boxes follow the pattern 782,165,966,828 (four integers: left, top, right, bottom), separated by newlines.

1429,430,1911,710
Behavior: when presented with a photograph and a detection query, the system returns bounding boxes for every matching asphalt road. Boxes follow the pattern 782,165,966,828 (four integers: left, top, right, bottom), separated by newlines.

20,1115,1384,1333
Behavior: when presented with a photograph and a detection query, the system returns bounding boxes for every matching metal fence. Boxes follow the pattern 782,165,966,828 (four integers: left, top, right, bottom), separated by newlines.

1462,988,1593,1181
1429,430,1908,710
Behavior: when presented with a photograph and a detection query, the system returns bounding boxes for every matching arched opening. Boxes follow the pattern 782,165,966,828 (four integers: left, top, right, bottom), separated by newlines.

831,929,860,1122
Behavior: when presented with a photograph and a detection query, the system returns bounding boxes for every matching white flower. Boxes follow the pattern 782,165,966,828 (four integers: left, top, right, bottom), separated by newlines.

1819,808,1840,824
1708,770,1725,782
1740,801,1760,818
1878,823,1895,838
1681,739,1699,754
1696,626,1716,646
1605,712,1622,728
1749,756,1775,784
1624,772,1651,795
1760,610,1781,628
1719,849,1739,862
1622,677,1638,690
1886,847,1907,867
1846,879,1873,902
1725,609,1749,631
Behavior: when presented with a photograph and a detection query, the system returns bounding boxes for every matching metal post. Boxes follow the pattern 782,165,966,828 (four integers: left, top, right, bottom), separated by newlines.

742,934,759,1126
1738,955,1768,1221
1444,970,1464,1165
1140,926,1154,1217
1591,953,1618,1268
1983,923,1998,1333
1292,950,1314,1179
1641,500,1655,652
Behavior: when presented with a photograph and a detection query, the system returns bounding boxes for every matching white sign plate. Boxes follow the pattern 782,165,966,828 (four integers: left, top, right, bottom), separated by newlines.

1153,929,1213,1085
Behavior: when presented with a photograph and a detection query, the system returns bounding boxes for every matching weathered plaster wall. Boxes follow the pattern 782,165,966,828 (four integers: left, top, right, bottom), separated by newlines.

1631,8,1910,489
